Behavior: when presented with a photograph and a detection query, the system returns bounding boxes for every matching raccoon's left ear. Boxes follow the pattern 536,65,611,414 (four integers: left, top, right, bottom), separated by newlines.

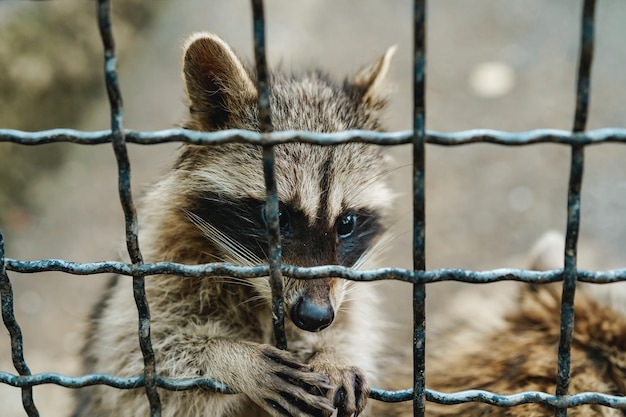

182,32,257,130
351,45,397,104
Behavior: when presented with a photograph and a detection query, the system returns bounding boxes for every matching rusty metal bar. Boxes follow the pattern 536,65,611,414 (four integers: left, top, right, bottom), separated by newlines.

96,1,161,415
0,230,39,416
374,387,626,409
0,369,625,410
554,1,595,416
250,0,287,351
6,258,626,284
412,0,427,416
0,371,233,393
3,127,626,146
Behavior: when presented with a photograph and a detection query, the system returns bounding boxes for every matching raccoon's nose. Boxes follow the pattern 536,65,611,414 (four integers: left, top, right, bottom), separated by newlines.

290,297,335,332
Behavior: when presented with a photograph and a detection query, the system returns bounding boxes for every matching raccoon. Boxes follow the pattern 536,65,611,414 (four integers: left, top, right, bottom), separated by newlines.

422,283,626,417
72,33,396,417
424,234,626,417
380,232,626,417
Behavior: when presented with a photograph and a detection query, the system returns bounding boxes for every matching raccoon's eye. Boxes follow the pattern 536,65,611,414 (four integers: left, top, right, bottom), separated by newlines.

261,203,292,237
337,213,357,238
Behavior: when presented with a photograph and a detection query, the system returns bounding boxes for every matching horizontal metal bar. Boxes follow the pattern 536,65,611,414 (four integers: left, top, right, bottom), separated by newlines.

6,259,626,284
372,388,626,409
1,371,623,409
0,372,232,393
2,128,626,146
427,389,626,409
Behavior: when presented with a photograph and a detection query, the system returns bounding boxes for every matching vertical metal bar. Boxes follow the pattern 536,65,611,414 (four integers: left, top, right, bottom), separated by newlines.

96,1,161,415
0,230,39,417
250,0,287,350
413,0,427,416
572,0,595,135
555,1,595,416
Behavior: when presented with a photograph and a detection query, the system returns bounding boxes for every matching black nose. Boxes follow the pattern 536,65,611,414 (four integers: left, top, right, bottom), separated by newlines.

290,297,335,332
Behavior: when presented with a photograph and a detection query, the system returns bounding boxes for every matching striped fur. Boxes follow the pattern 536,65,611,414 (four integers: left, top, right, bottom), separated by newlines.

376,233,626,417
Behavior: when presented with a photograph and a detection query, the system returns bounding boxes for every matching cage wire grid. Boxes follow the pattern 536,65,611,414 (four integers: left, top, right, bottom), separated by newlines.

2,0,626,416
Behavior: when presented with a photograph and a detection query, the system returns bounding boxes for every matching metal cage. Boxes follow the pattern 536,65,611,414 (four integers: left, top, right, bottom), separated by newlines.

2,1,626,416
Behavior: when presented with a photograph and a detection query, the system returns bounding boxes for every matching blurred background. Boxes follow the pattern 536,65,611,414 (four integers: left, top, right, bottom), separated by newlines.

1,1,626,416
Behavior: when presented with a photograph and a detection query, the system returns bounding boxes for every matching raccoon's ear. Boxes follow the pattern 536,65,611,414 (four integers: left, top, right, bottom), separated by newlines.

351,45,397,105
182,32,257,130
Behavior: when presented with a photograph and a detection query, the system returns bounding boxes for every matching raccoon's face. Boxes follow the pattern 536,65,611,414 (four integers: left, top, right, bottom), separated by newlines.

174,33,394,332
183,142,391,332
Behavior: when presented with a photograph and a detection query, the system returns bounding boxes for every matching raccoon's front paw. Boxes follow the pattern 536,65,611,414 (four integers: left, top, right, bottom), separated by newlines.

312,364,370,417
250,345,336,417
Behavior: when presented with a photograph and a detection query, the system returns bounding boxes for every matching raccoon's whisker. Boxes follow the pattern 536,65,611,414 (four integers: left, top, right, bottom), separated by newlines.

360,163,410,192
206,277,256,288
343,163,409,203
215,231,264,265
196,196,258,226
200,196,237,205
237,216,257,226
237,290,271,308
195,220,260,265
253,241,269,261
352,242,385,270
237,294,268,308
353,229,406,270
340,280,384,300
196,250,261,277
185,210,263,266
197,249,230,264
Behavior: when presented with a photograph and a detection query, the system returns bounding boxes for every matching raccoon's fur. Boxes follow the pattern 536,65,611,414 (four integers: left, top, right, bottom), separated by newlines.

380,233,626,417
423,283,626,417
72,33,396,417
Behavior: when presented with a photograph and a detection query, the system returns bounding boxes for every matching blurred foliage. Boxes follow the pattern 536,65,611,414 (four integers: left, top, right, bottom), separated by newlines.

0,1,164,232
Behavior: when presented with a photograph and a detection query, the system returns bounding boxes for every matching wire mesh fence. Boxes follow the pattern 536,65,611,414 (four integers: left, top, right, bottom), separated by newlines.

2,0,626,416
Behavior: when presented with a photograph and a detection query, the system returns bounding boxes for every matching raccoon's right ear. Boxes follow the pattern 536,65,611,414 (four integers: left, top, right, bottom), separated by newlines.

182,33,258,130
351,45,397,106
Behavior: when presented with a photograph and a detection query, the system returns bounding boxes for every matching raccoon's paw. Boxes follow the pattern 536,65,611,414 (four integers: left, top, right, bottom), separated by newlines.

313,364,370,417
249,345,336,417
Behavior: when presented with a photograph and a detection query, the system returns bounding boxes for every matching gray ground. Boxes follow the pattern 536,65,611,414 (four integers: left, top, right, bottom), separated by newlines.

2,1,626,416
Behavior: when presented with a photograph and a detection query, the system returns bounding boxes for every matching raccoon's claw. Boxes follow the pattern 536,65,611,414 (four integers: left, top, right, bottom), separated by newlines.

319,365,370,417
255,345,336,417
264,395,334,417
